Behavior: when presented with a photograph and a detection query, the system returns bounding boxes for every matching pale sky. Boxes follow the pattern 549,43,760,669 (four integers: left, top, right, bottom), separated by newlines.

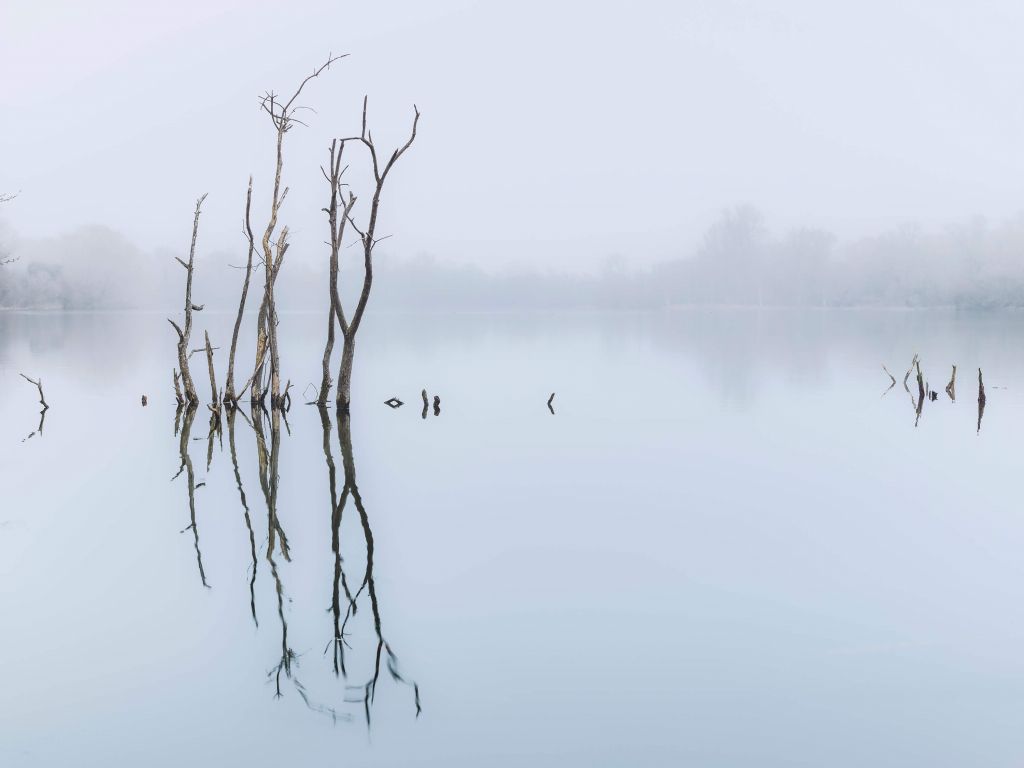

3,0,1024,272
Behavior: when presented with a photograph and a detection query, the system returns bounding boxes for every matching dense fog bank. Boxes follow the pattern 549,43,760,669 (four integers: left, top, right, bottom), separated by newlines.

4,206,1024,311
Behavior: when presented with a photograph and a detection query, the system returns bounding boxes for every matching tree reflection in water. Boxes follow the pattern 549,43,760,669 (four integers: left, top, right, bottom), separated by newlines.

172,403,419,725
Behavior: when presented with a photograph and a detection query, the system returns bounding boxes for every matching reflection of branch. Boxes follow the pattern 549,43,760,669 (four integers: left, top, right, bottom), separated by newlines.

319,406,356,677
881,366,896,396
251,406,346,721
173,405,210,588
227,408,259,627
335,412,421,725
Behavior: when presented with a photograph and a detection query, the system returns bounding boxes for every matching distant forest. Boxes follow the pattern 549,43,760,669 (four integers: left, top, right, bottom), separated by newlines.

3,205,1024,311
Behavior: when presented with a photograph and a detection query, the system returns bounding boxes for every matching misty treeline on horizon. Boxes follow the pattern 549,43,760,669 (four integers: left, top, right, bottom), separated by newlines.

3,203,1024,312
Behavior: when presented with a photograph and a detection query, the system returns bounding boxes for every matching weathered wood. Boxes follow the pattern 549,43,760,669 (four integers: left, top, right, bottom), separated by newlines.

945,364,956,401
168,194,209,405
331,98,420,411
205,330,219,409
225,177,256,405
19,373,48,410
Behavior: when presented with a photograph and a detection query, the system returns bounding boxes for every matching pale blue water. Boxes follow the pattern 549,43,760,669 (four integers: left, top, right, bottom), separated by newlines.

2,309,1024,766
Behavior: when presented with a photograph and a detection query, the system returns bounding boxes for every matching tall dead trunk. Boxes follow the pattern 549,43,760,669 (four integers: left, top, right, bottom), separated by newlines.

337,334,356,411
225,177,256,405
251,55,343,410
168,194,208,406
330,98,419,412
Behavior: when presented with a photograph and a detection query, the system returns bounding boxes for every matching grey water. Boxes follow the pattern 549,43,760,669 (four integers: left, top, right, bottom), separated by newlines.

2,309,1024,767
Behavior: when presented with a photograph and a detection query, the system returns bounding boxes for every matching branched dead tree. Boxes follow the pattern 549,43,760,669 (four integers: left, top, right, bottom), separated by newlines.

168,194,209,406
318,140,358,406
249,54,345,411
225,177,256,406
330,96,420,412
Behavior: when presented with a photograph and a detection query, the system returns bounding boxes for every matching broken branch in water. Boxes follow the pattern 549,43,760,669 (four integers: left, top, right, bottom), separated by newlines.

977,367,986,434
19,373,48,410
548,392,556,414
903,353,919,392
945,364,956,401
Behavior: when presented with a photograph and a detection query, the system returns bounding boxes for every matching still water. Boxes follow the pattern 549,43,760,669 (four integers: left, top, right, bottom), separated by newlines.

2,309,1024,766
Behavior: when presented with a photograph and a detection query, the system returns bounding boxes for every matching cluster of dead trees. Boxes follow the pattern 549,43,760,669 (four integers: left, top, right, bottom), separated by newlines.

169,55,419,417
883,355,987,432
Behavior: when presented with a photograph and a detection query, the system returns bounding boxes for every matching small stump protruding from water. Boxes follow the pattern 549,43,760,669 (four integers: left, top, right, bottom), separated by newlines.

141,395,148,407
385,397,404,409
433,395,441,416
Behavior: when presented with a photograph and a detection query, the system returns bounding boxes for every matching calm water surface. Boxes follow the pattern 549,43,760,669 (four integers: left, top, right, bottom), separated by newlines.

2,309,1024,766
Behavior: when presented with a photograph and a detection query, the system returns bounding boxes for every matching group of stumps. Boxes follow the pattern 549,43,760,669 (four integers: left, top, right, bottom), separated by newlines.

383,390,558,416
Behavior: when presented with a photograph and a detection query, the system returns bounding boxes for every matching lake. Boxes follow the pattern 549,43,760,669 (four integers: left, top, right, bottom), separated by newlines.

2,308,1024,766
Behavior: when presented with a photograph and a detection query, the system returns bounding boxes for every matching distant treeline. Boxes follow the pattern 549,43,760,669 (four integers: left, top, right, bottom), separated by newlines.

4,205,1024,311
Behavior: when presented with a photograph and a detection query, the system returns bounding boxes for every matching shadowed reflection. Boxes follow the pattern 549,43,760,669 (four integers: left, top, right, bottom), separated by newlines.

332,409,421,725
227,408,259,626
170,399,419,725
172,405,210,589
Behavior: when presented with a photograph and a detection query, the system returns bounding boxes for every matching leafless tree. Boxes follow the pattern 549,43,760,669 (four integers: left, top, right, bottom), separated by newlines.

224,178,256,406
248,54,346,411
168,194,209,406
318,141,358,405
329,97,420,411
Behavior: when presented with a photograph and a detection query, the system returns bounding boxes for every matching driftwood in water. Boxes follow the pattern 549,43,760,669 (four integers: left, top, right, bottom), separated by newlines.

384,397,403,408
433,395,441,416
19,373,48,441
945,365,956,402
903,354,919,392
548,392,556,414
167,194,209,406
19,373,48,410
225,177,256,406
977,368,986,434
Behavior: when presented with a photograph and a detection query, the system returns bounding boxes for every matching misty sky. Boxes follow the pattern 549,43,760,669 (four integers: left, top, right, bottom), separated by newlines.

3,0,1024,273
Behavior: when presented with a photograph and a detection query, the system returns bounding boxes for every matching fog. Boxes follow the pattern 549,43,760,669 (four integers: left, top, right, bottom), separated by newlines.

4,0,1024,301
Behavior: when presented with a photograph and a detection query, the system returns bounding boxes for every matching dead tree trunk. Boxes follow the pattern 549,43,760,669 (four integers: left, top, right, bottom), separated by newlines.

205,330,219,409
319,140,357,406
168,193,208,406
332,97,420,412
225,177,256,406
251,55,344,410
